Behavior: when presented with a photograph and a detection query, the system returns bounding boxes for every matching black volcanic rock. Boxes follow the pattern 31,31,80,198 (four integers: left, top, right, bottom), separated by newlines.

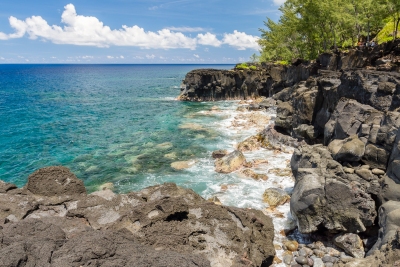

0,167,275,267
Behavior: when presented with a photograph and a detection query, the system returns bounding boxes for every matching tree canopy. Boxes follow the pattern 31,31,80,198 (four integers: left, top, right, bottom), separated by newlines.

258,0,400,62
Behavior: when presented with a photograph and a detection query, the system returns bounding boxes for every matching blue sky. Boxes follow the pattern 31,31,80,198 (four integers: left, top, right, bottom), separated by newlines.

0,0,284,63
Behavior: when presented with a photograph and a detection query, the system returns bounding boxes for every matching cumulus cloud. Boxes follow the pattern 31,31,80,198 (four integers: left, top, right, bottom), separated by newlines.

0,4,260,51
146,54,156,59
107,56,114,59
193,54,199,58
222,30,260,50
197,32,222,47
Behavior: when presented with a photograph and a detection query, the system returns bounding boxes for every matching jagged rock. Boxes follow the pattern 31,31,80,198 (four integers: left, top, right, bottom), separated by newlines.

334,233,365,258
290,145,376,234
0,169,276,267
259,124,305,149
26,166,86,197
263,188,290,208
215,150,246,173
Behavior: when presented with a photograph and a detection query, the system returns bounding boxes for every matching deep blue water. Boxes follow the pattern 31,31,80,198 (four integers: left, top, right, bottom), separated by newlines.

0,64,234,192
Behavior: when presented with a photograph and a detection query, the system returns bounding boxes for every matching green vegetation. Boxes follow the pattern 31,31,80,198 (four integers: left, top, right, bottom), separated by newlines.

258,0,400,62
236,63,250,70
236,63,258,70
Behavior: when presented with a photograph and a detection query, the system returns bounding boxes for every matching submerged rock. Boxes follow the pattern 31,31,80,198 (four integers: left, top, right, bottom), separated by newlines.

171,160,196,170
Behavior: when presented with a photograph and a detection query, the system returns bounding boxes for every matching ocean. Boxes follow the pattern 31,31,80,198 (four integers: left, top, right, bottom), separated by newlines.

1,64,300,265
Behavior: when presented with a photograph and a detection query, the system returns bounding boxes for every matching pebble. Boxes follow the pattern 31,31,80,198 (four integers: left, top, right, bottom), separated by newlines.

291,264,302,267
283,255,293,265
299,248,308,257
307,257,314,266
313,249,325,258
322,255,335,263
313,258,324,267
325,263,334,267
295,256,309,265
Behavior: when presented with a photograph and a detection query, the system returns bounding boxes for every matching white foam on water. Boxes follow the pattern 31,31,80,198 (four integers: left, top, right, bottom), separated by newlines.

177,100,297,266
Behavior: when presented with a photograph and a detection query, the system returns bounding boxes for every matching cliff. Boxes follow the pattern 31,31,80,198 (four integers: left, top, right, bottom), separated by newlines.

179,40,400,266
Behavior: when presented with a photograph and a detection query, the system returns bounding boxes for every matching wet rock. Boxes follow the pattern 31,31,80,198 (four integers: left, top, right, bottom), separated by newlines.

211,149,228,159
98,182,114,191
263,188,290,208
26,166,86,197
239,169,268,181
215,150,246,173
237,135,260,152
334,233,365,258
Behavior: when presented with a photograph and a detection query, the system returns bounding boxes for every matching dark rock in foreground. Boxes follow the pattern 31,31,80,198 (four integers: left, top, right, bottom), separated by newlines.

0,166,275,267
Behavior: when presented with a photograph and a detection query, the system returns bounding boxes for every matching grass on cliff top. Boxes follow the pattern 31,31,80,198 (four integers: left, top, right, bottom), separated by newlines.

236,63,257,70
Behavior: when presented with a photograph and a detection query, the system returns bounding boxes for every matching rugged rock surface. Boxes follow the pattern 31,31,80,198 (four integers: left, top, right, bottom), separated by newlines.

178,40,400,264
0,166,275,267
290,145,376,234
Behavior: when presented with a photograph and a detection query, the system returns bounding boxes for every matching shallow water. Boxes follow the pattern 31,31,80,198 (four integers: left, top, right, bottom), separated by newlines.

1,64,298,266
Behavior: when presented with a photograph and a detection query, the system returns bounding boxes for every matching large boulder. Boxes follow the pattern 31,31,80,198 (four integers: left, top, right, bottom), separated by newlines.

290,145,376,234
0,168,276,267
26,166,86,197
215,150,246,173
334,135,366,162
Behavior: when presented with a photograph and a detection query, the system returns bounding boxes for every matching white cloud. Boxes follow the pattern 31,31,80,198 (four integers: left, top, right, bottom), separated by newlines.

107,56,114,59
81,55,93,59
222,30,260,50
197,32,222,47
146,54,156,59
0,4,260,51
0,4,197,49
120,55,124,59
193,54,199,58
0,57,4,60
166,27,205,32
273,0,286,5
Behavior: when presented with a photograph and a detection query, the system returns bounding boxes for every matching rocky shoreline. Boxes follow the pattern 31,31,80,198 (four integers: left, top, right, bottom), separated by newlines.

178,40,400,267
1,40,400,267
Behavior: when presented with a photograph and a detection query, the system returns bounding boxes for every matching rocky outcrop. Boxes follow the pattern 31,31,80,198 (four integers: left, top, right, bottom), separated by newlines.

178,61,319,101
0,166,275,267
290,145,377,234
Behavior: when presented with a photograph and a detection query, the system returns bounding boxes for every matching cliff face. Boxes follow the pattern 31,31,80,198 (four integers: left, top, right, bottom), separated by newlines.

178,62,318,101
179,40,400,265
178,40,400,102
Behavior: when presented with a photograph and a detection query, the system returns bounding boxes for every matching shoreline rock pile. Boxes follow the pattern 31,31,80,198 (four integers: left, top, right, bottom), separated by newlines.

0,166,275,267
179,40,400,266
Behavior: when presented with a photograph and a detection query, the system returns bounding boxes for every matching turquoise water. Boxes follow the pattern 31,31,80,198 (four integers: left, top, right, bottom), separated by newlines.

0,64,234,192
